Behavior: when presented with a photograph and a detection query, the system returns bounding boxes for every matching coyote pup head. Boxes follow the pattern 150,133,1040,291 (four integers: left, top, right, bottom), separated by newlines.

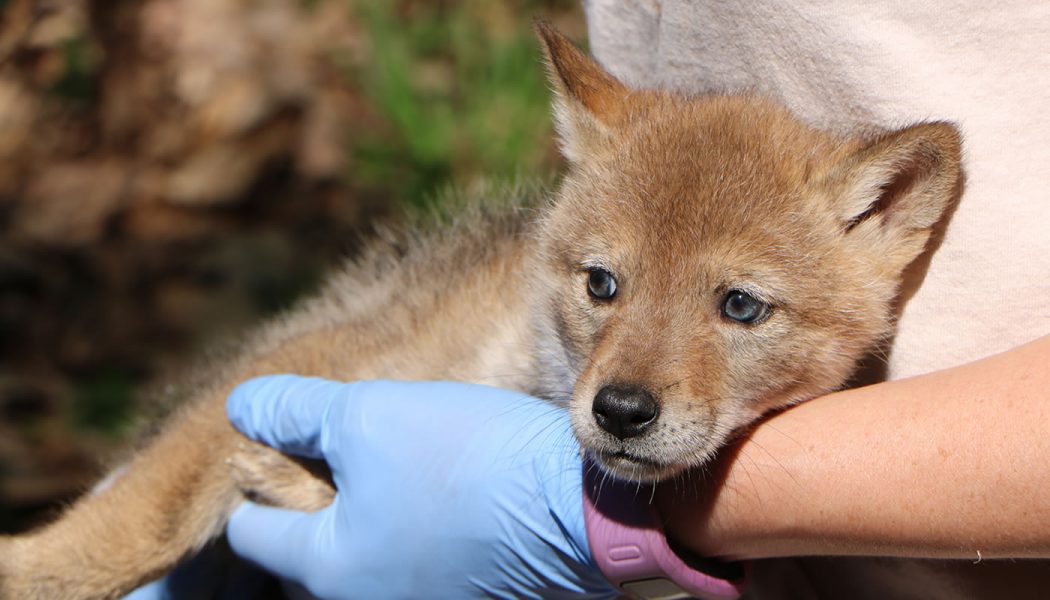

533,23,962,482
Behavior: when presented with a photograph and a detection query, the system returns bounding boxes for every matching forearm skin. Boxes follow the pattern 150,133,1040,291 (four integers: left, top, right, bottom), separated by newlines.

659,334,1050,561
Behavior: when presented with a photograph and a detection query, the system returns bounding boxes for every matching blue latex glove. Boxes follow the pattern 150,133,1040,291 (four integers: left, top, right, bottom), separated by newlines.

224,375,619,600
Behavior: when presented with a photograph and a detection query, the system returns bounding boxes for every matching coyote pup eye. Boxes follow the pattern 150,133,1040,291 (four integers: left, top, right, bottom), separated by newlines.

722,290,770,323
587,268,617,300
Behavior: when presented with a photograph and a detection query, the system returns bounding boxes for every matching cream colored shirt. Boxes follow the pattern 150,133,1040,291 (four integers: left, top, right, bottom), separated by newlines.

585,0,1050,379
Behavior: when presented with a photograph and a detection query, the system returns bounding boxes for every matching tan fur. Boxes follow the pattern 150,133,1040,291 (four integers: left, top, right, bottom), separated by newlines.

0,24,961,599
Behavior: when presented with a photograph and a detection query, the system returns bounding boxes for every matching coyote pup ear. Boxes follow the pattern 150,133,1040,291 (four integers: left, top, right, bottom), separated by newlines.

534,20,629,163
825,122,963,272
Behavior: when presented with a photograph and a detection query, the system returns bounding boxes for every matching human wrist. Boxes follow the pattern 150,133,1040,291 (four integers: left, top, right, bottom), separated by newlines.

583,459,746,599
653,429,804,561
655,483,721,558
654,480,774,562
653,443,753,561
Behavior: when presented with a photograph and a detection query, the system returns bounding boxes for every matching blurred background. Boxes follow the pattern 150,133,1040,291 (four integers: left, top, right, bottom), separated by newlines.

0,0,584,533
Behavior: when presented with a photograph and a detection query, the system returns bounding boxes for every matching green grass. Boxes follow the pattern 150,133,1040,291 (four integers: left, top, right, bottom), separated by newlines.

343,1,572,209
72,370,136,438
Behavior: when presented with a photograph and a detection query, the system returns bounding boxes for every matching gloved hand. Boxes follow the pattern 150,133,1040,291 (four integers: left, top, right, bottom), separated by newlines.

224,375,620,600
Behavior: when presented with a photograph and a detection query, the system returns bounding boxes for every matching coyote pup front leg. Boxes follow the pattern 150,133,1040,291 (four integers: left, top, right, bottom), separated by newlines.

227,441,335,511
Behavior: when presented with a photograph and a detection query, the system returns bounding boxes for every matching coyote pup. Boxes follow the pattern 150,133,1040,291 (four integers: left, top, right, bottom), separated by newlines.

0,23,960,599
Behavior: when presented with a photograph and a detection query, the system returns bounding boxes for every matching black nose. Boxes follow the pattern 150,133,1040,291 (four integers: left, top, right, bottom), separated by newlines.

592,385,659,439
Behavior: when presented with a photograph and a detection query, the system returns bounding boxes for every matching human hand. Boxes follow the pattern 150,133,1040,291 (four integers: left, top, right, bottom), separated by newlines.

224,375,619,600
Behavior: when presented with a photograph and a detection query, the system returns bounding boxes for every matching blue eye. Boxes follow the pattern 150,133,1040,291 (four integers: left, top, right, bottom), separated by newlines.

722,290,770,323
587,268,617,300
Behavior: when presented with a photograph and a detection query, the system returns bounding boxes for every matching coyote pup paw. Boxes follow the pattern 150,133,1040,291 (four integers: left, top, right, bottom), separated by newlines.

227,442,335,511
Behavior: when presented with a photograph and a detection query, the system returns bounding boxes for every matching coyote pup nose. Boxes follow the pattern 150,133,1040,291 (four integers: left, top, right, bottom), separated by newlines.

592,384,659,439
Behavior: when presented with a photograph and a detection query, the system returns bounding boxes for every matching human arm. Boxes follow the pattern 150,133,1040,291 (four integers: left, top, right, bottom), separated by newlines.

659,334,1050,561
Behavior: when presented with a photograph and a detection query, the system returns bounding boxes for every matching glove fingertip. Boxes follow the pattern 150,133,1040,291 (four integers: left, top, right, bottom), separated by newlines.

226,375,345,460
227,375,308,431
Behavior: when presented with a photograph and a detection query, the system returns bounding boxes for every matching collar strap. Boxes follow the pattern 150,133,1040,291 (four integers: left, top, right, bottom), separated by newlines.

581,461,747,600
